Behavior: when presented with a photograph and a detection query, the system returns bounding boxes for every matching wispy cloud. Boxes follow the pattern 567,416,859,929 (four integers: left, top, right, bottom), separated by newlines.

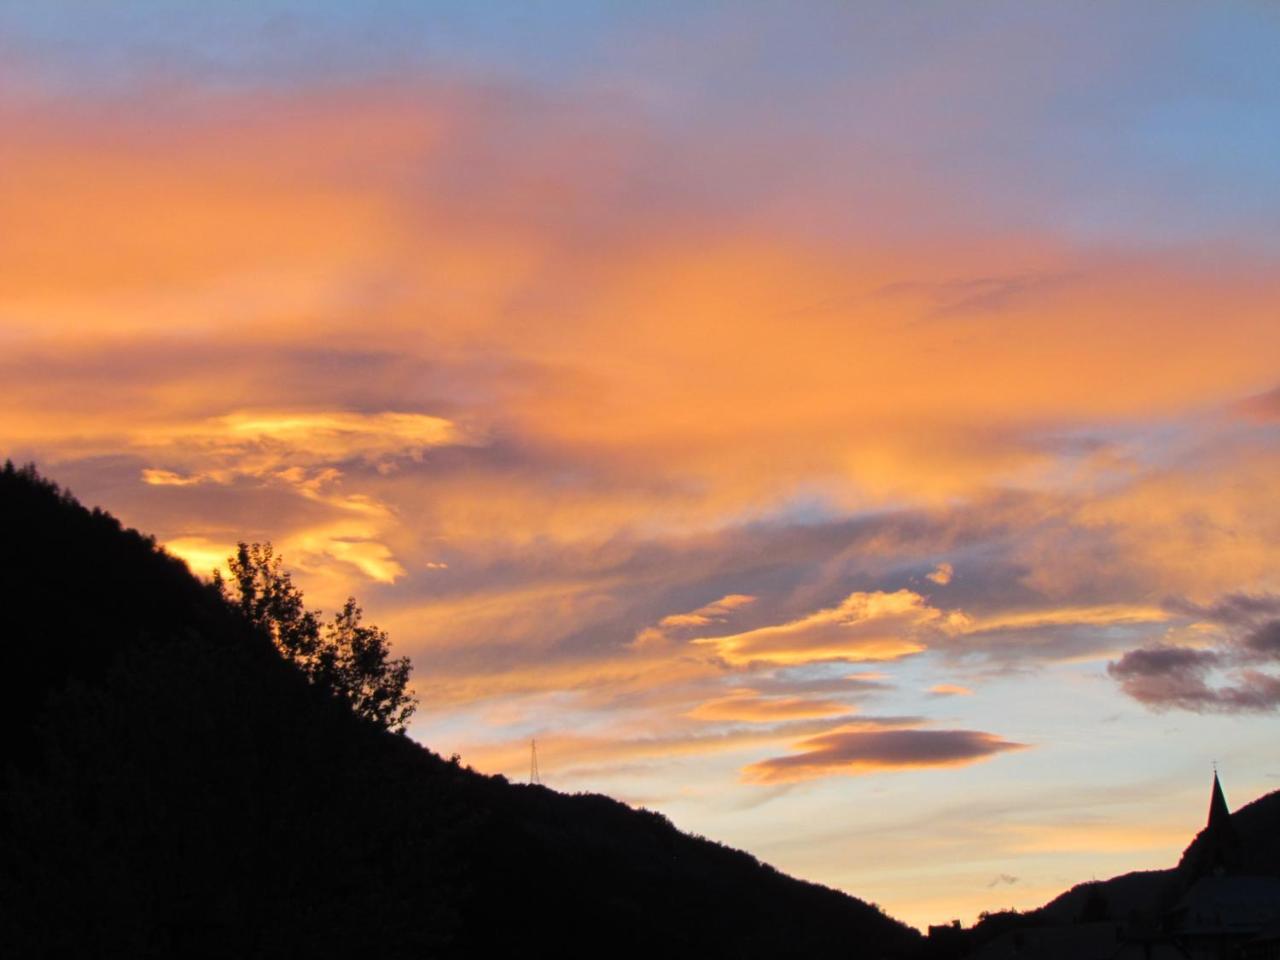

687,690,857,723
692,590,962,667
135,410,468,479
659,594,757,629
744,727,1026,784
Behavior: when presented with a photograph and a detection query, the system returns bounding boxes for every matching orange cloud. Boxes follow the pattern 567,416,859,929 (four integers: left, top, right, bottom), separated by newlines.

659,594,757,629
693,590,959,667
7,82,1280,534
164,535,238,579
928,683,973,697
141,469,204,487
687,691,856,723
961,604,1169,634
1065,446,1280,601
131,410,467,481
926,562,954,585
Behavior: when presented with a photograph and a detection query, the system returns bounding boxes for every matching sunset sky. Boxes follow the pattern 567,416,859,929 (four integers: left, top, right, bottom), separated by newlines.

5,2,1280,928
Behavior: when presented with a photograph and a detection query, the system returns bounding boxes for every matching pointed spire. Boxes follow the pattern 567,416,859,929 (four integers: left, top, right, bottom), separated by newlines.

1208,769,1231,833
1196,767,1239,877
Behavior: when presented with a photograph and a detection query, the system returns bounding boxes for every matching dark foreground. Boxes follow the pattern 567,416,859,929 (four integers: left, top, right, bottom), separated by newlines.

0,464,920,959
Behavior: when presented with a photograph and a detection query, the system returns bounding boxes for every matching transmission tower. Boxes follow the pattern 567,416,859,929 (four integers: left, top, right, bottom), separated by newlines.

530,738,541,785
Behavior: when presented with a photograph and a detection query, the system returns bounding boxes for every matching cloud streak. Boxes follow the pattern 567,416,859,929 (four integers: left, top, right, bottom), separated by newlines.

692,590,961,667
687,691,857,723
744,727,1027,784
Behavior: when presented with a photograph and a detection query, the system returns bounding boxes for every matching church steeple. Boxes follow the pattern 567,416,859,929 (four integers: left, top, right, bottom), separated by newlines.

1198,768,1238,876
1207,770,1231,835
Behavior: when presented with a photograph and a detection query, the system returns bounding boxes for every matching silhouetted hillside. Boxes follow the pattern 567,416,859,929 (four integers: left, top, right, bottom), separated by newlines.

1034,786,1280,928
1034,869,1173,925
1177,784,1280,878
946,782,1280,957
0,463,920,959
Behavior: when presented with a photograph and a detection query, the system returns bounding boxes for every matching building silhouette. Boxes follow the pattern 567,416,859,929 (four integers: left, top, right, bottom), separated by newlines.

951,772,1280,960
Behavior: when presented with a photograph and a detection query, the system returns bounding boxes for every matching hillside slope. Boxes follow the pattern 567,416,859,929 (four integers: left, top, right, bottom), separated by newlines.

0,464,920,959
951,781,1280,956
1035,785,1280,927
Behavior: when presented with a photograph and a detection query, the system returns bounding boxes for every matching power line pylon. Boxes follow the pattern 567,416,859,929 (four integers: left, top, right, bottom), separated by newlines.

530,738,541,785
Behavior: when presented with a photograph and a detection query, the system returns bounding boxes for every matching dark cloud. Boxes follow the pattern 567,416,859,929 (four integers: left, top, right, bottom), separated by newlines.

1108,644,1280,713
987,874,1019,888
1224,672,1280,710
1112,592,1280,712
946,621,1156,673
1244,620,1280,659
1164,592,1280,627
744,728,1025,783
1108,646,1219,710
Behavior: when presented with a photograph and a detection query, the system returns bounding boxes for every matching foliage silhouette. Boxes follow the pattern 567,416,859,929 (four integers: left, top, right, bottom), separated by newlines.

217,541,415,731
0,462,922,959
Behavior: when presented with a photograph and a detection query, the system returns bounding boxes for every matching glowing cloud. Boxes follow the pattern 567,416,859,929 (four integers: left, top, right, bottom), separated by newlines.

134,410,466,480
964,604,1169,634
660,594,757,629
141,469,204,487
693,590,961,667
928,683,974,697
688,690,857,723
164,535,238,579
926,562,954,585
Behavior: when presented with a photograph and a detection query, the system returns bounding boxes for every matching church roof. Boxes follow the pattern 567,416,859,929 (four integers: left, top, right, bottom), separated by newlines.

1171,876,1280,936
1185,770,1242,879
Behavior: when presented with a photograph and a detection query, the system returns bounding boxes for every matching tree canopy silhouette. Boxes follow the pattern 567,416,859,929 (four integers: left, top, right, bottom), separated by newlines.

216,541,416,732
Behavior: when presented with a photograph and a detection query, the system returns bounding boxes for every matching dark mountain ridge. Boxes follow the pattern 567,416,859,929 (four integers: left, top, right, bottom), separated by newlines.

942,778,1280,957
1026,783,1280,927
0,463,920,959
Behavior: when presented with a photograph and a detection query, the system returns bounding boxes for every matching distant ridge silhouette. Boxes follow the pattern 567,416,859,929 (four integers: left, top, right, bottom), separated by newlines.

0,463,921,959
933,772,1280,958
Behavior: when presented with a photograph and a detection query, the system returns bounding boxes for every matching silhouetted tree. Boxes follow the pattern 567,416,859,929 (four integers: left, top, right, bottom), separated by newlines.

221,542,321,666
316,598,415,732
216,542,416,731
